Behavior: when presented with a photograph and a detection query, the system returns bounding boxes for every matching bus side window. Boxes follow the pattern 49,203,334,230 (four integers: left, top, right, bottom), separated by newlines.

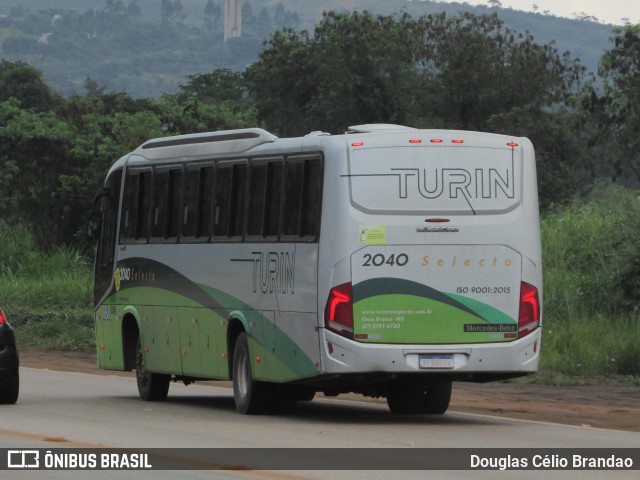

182,168,200,238
183,166,214,241
197,166,214,239
94,168,122,306
283,156,322,240
247,160,283,239
151,170,169,239
265,162,283,237
230,164,247,237
121,170,151,242
213,165,232,238
301,158,322,238
166,169,182,239
149,168,182,241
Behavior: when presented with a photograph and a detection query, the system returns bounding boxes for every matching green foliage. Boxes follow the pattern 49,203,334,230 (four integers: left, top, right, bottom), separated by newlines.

0,222,93,351
0,98,83,248
539,182,640,380
162,68,259,133
419,12,586,131
246,11,426,135
542,182,640,316
598,25,640,182
245,10,593,205
540,313,640,380
0,59,56,111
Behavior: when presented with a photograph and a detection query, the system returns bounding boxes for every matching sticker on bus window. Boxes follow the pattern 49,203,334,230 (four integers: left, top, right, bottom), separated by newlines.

359,225,386,245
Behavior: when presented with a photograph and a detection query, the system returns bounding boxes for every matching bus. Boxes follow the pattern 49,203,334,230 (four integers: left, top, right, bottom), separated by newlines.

91,124,542,415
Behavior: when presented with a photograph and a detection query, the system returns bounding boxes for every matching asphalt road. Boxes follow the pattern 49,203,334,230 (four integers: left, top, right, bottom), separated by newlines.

0,367,638,480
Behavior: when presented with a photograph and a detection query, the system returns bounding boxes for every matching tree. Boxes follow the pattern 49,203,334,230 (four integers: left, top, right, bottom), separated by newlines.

273,3,286,28
204,0,221,33
0,60,56,112
127,0,142,21
178,69,247,105
418,12,586,131
0,100,81,247
255,7,272,39
242,1,256,34
598,25,640,182
417,12,591,206
160,68,258,134
161,0,185,27
246,11,424,135
246,11,591,205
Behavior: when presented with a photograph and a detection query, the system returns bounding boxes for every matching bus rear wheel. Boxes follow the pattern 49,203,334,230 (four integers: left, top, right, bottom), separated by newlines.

135,336,170,401
422,380,452,415
232,332,270,414
386,379,426,414
386,378,452,415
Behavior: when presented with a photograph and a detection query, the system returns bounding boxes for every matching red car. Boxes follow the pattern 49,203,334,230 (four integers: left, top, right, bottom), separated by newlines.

0,307,19,404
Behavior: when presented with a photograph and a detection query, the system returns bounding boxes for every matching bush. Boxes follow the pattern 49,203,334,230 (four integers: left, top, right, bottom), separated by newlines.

540,182,640,379
542,181,640,317
0,222,93,351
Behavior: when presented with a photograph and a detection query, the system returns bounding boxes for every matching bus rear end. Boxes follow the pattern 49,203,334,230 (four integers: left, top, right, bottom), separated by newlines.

318,126,542,413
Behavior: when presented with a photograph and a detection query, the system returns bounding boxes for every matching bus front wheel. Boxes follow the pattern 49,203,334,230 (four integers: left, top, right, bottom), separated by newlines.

135,336,170,401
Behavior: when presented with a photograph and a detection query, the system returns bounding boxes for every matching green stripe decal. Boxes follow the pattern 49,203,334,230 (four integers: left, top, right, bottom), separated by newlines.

109,258,319,382
353,278,516,344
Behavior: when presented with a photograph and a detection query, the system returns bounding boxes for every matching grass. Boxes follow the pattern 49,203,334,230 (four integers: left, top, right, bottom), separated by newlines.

1,181,640,383
0,223,94,351
533,181,640,384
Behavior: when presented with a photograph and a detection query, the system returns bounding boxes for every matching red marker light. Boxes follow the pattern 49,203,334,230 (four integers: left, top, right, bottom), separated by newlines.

409,139,422,144
351,142,364,147
325,283,354,339
452,139,464,144
507,142,519,147
518,282,540,338
430,139,443,143
425,218,450,223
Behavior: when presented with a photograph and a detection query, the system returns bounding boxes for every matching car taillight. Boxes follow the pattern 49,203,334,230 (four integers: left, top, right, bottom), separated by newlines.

0,308,6,325
518,282,540,338
325,283,354,339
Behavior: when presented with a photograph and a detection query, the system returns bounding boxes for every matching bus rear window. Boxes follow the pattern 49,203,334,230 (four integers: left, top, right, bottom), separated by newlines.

349,146,521,215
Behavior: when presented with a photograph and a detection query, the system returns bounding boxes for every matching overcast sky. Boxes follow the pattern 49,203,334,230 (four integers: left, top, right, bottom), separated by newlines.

458,0,640,25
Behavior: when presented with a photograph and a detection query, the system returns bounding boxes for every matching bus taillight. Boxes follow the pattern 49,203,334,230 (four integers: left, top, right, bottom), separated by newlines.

325,283,354,339
518,282,540,338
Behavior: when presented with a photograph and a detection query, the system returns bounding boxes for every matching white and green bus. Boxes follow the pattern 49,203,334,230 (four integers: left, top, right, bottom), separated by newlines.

92,124,542,415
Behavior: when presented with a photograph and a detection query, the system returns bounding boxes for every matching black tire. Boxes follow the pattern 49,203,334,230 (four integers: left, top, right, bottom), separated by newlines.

422,380,452,415
386,379,426,414
0,371,19,405
267,385,299,414
232,332,270,414
136,335,170,401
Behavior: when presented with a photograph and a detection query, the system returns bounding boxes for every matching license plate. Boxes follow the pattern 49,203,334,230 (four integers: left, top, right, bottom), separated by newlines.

419,354,454,369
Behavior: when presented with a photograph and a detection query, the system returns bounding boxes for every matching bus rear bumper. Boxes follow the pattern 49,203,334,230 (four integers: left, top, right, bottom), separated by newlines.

320,327,541,380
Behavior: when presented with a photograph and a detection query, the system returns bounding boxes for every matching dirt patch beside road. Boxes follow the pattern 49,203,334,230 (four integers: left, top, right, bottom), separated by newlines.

20,348,640,433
